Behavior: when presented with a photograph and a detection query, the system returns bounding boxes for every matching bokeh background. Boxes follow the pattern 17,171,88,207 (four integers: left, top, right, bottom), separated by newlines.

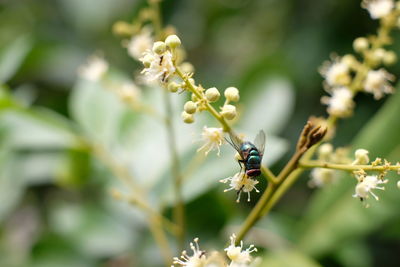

1,0,400,266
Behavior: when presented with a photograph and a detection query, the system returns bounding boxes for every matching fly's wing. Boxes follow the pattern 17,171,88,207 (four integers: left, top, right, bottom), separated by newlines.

226,131,244,157
254,130,266,158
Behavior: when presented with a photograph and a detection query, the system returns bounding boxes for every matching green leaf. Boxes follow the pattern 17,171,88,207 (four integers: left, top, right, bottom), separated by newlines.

49,201,135,258
261,249,322,267
0,35,32,83
296,90,400,257
240,76,295,135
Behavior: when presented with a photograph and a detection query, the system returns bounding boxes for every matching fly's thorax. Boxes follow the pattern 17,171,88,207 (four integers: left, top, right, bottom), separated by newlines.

240,142,256,152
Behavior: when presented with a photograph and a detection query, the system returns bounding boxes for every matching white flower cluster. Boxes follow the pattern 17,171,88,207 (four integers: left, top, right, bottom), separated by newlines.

319,1,399,118
362,0,394,19
308,143,340,188
353,174,388,202
125,26,154,60
220,172,260,202
172,235,258,267
140,41,176,83
78,54,109,82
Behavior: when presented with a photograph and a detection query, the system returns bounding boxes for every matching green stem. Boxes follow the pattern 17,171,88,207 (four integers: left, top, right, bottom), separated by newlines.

261,166,278,184
299,160,400,172
175,67,231,132
163,90,185,249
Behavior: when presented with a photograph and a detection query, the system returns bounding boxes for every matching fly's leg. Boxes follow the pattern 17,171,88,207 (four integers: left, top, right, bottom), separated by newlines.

238,159,245,174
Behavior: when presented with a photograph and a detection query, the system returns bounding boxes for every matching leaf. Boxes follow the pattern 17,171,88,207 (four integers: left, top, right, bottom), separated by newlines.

240,76,295,135
296,90,400,257
0,35,32,83
261,249,322,267
49,201,135,258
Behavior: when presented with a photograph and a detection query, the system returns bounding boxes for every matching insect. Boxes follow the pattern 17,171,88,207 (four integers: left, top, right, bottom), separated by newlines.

226,130,266,178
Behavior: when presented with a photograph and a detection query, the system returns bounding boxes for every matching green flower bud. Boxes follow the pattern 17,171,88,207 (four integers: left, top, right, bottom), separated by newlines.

141,53,154,68
221,104,237,120
205,87,220,102
224,87,240,102
181,111,194,123
165,35,181,49
167,81,180,93
383,51,397,65
152,41,166,54
184,101,197,114
353,37,369,52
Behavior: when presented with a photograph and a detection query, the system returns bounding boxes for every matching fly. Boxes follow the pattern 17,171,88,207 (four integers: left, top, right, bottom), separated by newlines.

226,130,266,178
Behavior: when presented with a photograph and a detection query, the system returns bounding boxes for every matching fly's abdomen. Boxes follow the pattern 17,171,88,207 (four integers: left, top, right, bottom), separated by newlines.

246,155,261,169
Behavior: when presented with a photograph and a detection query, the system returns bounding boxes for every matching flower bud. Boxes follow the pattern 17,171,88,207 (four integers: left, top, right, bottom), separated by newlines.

383,51,397,65
205,87,220,102
373,48,386,61
152,41,166,54
318,143,333,160
353,149,369,165
353,37,369,52
165,35,181,49
397,180,400,189
181,111,194,123
342,54,358,69
167,81,180,93
141,53,154,68
224,87,240,102
180,62,194,73
184,101,197,114
188,78,195,85
112,21,133,36
221,104,237,120
191,93,199,102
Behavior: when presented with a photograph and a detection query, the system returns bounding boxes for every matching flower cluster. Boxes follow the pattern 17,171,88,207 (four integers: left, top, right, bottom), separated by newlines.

353,173,388,202
180,85,240,124
308,143,347,188
172,235,258,267
134,33,241,125
220,172,260,202
78,54,109,82
320,1,400,118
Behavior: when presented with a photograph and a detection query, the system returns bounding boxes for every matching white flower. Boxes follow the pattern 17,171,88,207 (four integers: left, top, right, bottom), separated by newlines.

197,127,225,156
125,26,153,60
78,54,108,82
140,49,175,83
173,238,207,267
225,234,257,266
353,175,388,201
308,168,338,188
352,149,370,165
362,0,394,19
363,69,394,100
117,82,141,102
320,58,350,87
220,173,259,202
321,87,355,118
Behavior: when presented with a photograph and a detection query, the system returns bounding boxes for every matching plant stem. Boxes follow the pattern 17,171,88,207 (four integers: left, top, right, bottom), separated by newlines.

299,160,400,172
163,90,185,249
149,0,186,249
149,216,173,266
261,166,278,184
175,67,231,132
235,149,308,243
235,183,275,242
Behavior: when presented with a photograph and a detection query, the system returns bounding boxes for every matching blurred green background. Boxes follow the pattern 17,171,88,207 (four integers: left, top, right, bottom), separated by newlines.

1,0,400,266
